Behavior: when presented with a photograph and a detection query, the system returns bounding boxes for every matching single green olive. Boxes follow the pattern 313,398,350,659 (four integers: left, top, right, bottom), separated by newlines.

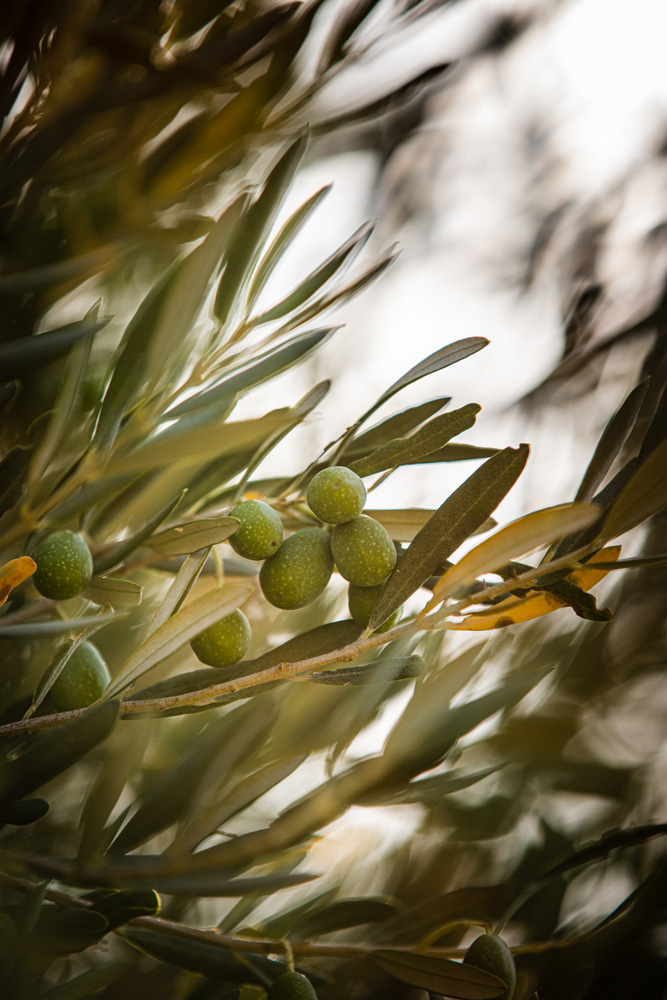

347,582,401,632
32,530,93,600
463,934,516,1000
330,515,397,587
190,610,251,668
306,466,367,524
50,641,111,711
228,499,283,560
260,528,333,610
267,971,318,999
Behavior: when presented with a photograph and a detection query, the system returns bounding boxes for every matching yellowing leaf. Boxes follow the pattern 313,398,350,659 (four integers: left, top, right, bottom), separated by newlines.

422,502,601,617
0,556,36,607
447,545,621,631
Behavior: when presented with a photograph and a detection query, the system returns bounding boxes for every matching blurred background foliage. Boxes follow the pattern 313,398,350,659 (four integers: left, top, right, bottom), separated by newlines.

1,1,667,999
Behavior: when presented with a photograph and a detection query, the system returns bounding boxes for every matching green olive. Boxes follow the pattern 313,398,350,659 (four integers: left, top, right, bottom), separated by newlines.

228,499,283,560
260,527,333,609
190,610,251,668
330,515,397,587
347,583,401,632
267,971,318,999
32,530,93,600
50,641,111,711
463,934,516,1000
306,466,366,524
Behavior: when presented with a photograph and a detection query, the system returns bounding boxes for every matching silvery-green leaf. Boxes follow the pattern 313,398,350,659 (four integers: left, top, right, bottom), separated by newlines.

575,379,650,501
83,577,143,608
147,516,241,556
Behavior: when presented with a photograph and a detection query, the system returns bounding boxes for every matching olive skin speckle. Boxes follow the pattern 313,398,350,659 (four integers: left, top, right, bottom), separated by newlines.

331,515,397,587
32,530,93,600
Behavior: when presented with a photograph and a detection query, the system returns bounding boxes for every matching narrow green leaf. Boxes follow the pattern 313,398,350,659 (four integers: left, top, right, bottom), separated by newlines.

543,823,667,878
310,655,423,685
428,502,601,609
349,403,480,476
92,491,184,574
0,701,119,808
333,337,487,463
368,445,529,629
575,379,650,501
110,701,276,853
145,195,251,393
104,585,252,698
0,318,110,377
0,611,121,638
28,906,109,956
247,185,331,310
26,315,96,493
104,408,297,475
214,131,308,326
341,397,451,460
147,516,241,556
84,887,161,929
250,222,373,325
405,442,500,464
105,872,317,897
586,552,667,571
170,328,334,417
364,765,503,806
600,438,667,539
373,949,505,998
366,509,495,543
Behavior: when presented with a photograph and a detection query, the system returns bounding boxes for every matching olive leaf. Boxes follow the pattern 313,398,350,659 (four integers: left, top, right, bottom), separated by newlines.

574,379,649,501
146,516,241,556
368,445,529,629
373,949,506,998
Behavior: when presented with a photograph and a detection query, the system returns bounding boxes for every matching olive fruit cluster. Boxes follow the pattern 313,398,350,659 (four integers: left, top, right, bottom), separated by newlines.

463,934,516,1000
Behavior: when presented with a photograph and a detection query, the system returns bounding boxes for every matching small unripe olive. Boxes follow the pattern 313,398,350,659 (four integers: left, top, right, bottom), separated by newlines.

228,499,283,560
190,610,251,668
306,466,366,524
267,971,317,999
463,934,516,1000
330,515,397,587
33,530,93,600
50,641,111,711
348,583,401,632
260,527,333,610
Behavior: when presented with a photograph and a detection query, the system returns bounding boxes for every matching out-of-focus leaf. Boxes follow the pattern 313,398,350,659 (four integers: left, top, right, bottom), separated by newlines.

384,666,553,773
34,961,127,999
369,445,529,629
638,378,667,463
91,490,184,574
554,458,638,558
104,584,252,699
290,897,397,938
0,557,36,607
373,949,506,998
424,502,601,614
542,823,667,878
0,701,119,809
110,700,277,853
309,655,423,685
107,406,299,475
103,871,318,897
349,404,481,477
214,131,308,326
121,925,288,985
575,379,650,501
147,516,240,556
83,577,143,608
250,222,373,325
145,196,251,393
600,438,667,539
247,185,331,310
26,319,96,494
0,318,110,377
362,765,503,806
0,610,122,638
320,0,384,67
27,905,108,956
586,552,667,570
